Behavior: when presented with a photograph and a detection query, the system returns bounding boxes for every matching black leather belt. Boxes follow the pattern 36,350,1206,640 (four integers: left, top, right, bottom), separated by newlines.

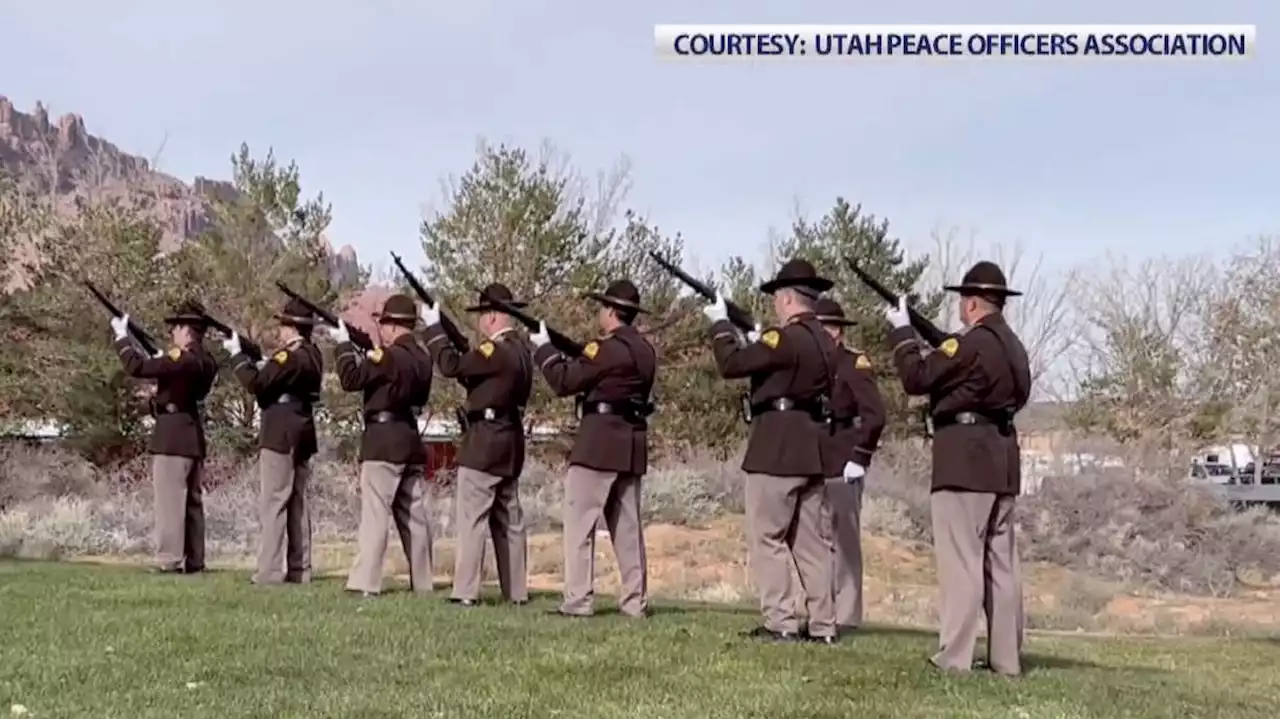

580,400,652,421
749,397,822,417
828,415,864,429
463,407,522,423
364,411,416,425
151,402,199,417
268,393,315,411
933,411,1013,430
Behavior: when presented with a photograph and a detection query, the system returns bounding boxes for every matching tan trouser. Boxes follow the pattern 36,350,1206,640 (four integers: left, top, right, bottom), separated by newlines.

825,477,863,628
346,461,434,594
930,491,1022,675
452,467,528,602
560,466,647,617
253,449,312,584
152,455,205,570
744,474,834,636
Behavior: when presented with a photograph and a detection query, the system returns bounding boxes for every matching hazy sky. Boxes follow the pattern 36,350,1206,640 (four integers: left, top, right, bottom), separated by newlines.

3,0,1273,281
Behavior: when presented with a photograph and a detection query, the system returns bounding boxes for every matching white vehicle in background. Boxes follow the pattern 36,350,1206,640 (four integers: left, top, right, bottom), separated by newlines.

1189,443,1253,485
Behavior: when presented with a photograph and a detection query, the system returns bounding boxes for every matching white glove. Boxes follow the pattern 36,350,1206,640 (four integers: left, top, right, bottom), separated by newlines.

530,320,550,348
702,292,728,323
420,300,441,327
842,461,866,482
110,314,129,341
328,319,351,345
220,331,242,356
884,296,910,329
746,322,762,343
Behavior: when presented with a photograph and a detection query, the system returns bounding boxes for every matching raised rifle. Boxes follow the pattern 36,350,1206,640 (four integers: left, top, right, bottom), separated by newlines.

844,257,948,348
646,252,762,424
470,287,584,357
199,313,264,362
83,281,160,356
388,252,470,352
274,282,375,351
647,251,757,333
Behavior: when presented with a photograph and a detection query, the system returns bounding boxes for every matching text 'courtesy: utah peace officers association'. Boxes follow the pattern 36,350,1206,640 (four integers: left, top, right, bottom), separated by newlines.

653,24,1256,59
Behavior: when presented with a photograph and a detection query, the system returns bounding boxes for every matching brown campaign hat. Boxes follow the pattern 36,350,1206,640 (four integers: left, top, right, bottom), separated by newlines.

466,283,528,313
814,297,856,326
163,299,211,327
759,258,833,295
273,296,319,326
373,294,418,327
584,279,649,314
943,261,1022,297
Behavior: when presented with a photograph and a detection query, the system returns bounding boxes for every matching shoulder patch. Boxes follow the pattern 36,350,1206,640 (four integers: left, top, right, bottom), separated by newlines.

760,330,780,349
939,337,960,358
583,341,599,360
272,350,289,365
369,347,384,364
167,347,182,361
478,341,495,359
855,354,872,370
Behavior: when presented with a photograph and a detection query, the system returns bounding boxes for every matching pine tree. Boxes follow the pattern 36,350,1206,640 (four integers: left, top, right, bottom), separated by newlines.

772,197,943,436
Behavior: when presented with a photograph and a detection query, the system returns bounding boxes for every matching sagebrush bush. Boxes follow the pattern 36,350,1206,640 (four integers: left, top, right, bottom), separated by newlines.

5,440,1280,597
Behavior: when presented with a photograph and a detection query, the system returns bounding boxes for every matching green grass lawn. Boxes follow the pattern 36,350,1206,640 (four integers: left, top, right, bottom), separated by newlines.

1,562,1279,718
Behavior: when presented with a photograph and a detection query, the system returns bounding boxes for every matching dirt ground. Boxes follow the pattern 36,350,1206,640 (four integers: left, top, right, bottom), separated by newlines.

90,518,1280,636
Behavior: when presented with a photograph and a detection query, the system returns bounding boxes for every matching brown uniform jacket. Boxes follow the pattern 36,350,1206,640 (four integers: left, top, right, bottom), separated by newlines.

534,324,656,476
423,325,533,478
336,333,434,466
115,338,219,459
889,313,1031,495
710,313,836,477
821,346,887,477
229,337,323,460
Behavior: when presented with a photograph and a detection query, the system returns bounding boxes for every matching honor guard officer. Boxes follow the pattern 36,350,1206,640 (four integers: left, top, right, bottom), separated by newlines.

222,297,323,585
111,300,219,574
883,261,1031,676
530,280,656,619
330,295,436,596
813,297,886,635
419,283,534,607
702,259,839,644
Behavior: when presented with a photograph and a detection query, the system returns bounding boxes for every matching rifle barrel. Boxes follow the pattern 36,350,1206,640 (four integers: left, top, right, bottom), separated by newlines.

202,314,263,362
844,258,948,347
274,282,374,351
389,252,470,352
647,251,757,332
83,280,159,355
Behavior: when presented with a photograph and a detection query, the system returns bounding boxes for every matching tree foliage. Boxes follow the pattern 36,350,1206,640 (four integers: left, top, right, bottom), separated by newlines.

178,144,367,455
0,146,367,463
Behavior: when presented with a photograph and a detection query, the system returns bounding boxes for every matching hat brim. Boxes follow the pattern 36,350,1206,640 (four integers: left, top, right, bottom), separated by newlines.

373,312,419,325
816,315,856,327
163,314,210,326
273,312,319,325
464,300,528,313
759,277,834,295
943,283,1023,297
585,292,649,314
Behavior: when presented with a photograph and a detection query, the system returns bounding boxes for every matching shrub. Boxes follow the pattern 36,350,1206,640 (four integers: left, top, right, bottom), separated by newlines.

4,440,1280,598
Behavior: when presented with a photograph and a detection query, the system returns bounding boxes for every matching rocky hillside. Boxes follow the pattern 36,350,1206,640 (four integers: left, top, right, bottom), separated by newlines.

0,94,361,287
